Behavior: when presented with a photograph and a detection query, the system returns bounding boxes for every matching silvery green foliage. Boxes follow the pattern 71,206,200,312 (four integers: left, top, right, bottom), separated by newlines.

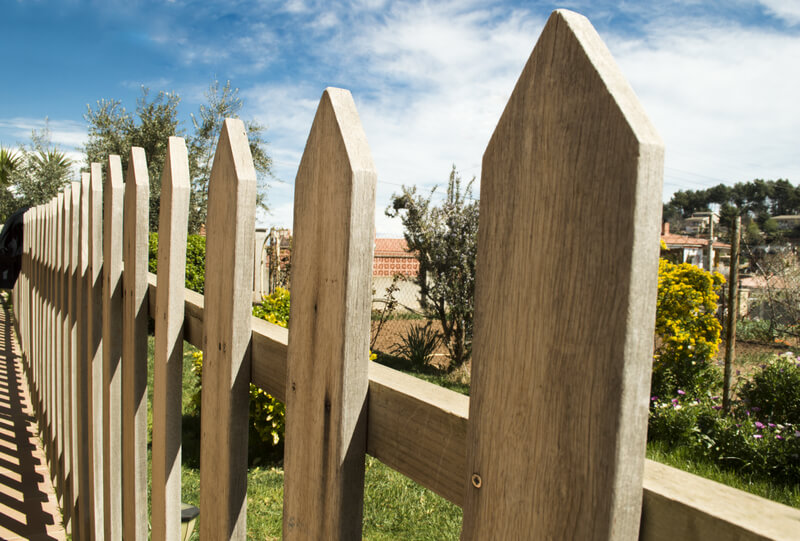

387,166,478,368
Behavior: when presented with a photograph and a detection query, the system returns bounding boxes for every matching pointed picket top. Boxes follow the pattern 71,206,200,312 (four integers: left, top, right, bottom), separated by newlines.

79,172,90,274
200,119,257,541
463,9,664,541
283,87,377,540
152,136,190,541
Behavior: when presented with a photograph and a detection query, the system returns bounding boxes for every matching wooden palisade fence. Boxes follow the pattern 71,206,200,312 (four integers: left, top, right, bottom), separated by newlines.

10,10,800,540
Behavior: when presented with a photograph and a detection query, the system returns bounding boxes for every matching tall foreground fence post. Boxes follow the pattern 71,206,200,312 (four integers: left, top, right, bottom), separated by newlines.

122,147,150,541
461,10,664,540
283,87,377,540
200,119,257,540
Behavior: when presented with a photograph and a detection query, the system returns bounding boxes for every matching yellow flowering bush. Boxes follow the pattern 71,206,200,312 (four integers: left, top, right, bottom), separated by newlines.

653,258,725,397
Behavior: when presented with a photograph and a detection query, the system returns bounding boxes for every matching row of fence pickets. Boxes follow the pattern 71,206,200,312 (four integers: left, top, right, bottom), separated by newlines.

11,9,800,541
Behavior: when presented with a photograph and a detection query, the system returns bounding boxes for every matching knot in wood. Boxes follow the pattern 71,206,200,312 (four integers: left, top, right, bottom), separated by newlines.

471,473,482,489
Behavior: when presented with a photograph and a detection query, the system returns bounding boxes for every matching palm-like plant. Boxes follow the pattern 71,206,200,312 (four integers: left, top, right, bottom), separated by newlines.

0,146,22,186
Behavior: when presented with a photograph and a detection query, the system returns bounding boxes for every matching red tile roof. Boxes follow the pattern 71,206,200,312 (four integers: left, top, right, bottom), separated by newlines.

374,238,411,256
661,223,730,250
373,238,419,277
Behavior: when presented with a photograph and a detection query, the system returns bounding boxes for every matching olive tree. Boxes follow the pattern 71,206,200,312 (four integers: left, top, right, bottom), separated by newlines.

387,166,478,369
83,80,272,233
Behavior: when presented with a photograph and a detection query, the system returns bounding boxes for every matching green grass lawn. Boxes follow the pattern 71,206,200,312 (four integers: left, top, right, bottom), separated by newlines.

646,440,800,508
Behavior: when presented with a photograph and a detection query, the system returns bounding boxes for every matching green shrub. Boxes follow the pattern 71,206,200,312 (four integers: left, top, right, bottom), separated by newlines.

391,322,440,372
148,232,207,294
739,354,800,425
736,319,775,343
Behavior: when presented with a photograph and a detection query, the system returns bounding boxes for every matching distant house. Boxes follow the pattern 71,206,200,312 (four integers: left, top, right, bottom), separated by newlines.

373,238,419,277
372,238,421,312
661,222,730,271
772,215,800,231
683,211,719,235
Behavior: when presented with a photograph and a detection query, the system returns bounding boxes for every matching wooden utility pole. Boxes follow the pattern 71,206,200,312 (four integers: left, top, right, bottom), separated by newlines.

723,215,741,413
707,213,715,270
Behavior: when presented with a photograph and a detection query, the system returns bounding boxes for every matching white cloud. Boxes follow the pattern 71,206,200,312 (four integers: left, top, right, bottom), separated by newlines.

0,118,86,150
243,3,545,236
759,0,800,25
231,3,800,235
609,20,800,194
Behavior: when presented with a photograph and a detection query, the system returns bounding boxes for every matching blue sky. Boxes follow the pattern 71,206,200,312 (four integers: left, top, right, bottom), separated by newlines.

1,0,799,236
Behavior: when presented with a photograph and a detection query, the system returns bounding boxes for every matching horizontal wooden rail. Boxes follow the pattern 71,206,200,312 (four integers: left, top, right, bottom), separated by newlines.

145,272,800,540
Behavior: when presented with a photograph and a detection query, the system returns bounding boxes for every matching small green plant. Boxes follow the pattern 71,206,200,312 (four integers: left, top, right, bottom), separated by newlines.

739,353,800,424
391,322,441,372
371,274,402,350
736,319,776,343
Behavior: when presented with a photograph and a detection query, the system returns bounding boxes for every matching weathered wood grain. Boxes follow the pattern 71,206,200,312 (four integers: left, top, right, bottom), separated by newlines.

250,317,288,402
60,185,74,534
45,200,55,472
102,155,124,540
88,162,105,540
76,171,91,539
641,460,800,541
122,147,150,541
283,87,377,540
69,183,81,538
199,119,257,541
152,137,190,541
461,9,664,540
54,192,64,506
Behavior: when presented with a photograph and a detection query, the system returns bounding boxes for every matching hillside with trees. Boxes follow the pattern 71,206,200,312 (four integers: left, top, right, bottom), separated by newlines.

664,178,800,242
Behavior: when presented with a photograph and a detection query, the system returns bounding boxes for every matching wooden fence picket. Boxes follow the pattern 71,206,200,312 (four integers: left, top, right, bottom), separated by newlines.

103,155,124,540
283,87,377,540
68,182,81,538
88,163,105,540
45,200,54,467
152,137,190,541
54,191,64,506
199,119,257,541
40,202,46,451
50,197,57,477
122,147,150,541
76,171,92,539
461,10,664,540
60,185,74,534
